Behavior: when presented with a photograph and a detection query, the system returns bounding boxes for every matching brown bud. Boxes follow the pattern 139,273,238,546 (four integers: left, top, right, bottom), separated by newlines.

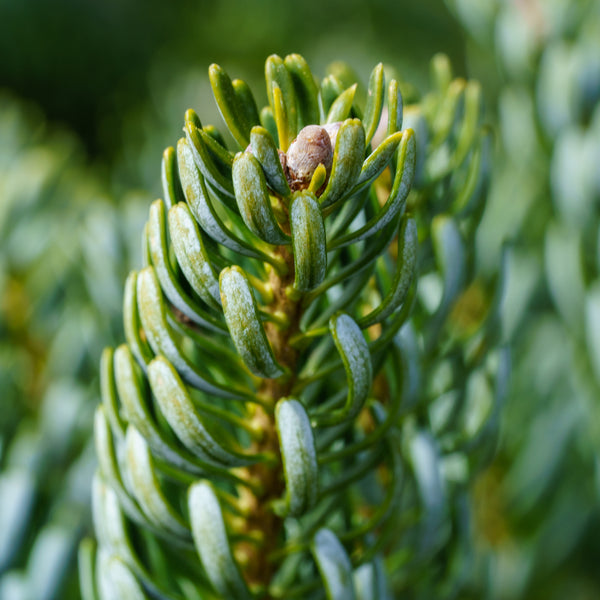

277,149,287,173
323,121,343,150
286,125,333,191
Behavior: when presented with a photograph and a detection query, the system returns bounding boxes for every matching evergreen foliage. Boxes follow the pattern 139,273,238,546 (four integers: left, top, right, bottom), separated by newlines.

0,95,141,600
84,54,507,599
446,1,600,597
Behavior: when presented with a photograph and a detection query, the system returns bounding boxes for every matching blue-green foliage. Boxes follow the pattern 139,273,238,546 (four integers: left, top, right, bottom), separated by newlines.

0,95,143,600
446,0,600,597
86,54,507,599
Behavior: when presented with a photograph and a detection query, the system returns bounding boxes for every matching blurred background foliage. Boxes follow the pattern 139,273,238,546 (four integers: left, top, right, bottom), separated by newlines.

445,1,600,598
0,0,598,598
0,95,146,598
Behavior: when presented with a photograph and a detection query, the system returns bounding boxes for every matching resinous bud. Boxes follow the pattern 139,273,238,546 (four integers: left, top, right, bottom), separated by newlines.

286,125,333,191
